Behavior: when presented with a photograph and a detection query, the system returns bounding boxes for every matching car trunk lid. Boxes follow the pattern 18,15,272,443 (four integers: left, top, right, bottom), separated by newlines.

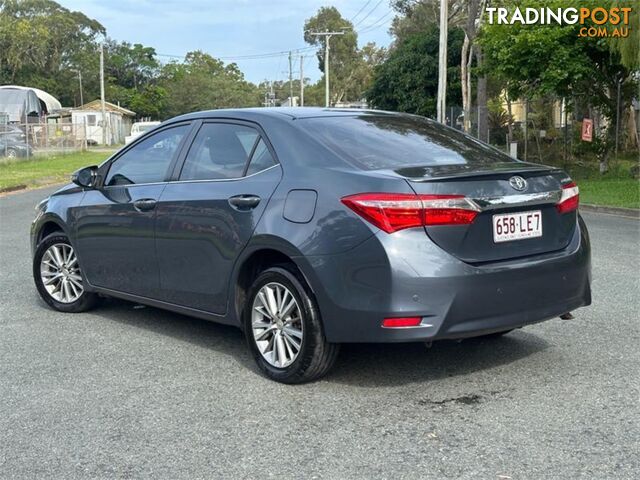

393,163,577,264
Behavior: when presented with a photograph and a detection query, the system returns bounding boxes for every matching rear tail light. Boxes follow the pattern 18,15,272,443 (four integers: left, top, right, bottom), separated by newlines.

341,193,480,233
421,195,481,226
382,317,423,328
556,182,579,214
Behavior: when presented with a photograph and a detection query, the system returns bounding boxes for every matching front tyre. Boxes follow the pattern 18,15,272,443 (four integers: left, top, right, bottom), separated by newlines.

33,233,98,313
244,266,339,384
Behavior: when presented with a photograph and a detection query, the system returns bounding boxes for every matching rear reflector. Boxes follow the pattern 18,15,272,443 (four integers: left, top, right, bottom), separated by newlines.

556,182,579,214
382,317,423,328
341,193,480,233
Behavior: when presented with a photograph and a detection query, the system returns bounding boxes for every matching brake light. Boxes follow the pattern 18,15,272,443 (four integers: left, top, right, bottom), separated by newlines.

341,193,479,233
420,195,481,226
556,182,579,214
382,317,423,328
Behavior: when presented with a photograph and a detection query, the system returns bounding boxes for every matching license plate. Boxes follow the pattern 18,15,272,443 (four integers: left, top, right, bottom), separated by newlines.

492,210,542,243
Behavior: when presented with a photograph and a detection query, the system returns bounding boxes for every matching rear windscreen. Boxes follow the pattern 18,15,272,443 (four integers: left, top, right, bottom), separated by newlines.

297,115,516,170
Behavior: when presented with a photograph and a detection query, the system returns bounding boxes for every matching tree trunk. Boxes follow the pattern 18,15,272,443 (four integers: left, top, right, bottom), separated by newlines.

461,34,471,133
465,45,473,133
506,94,514,144
476,48,488,142
628,104,639,149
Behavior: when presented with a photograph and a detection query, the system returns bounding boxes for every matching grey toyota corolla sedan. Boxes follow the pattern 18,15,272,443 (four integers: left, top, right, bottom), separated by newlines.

31,108,591,383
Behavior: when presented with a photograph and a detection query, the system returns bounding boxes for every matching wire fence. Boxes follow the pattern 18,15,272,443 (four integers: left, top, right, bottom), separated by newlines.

448,95,640,178
0,122,98,160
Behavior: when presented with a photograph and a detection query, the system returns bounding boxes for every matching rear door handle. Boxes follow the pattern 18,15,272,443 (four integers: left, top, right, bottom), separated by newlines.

228,194,261,210
133,198,157,212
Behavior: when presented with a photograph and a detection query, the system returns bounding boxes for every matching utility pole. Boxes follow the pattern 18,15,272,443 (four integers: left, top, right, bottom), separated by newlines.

310,31,344,107
288,51,293,106
436,0,448,123
300,55,304,107
100,43,107,145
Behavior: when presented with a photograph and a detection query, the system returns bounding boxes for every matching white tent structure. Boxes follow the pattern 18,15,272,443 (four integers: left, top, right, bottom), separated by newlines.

0,85,62,113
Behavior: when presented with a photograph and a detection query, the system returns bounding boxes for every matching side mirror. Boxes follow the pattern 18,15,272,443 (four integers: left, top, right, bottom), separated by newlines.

71,165,98,188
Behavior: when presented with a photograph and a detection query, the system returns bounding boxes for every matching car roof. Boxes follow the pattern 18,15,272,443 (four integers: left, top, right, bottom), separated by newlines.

169,107,400,123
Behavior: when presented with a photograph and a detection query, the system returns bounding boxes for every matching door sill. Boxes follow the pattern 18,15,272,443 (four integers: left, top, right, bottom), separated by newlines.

91,285,238,326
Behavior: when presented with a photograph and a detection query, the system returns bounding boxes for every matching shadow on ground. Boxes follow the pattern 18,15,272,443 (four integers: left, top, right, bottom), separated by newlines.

39,295,551,388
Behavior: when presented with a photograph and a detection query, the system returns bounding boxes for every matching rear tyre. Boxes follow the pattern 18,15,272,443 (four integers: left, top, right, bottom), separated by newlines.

6,148,17,159
243,266,339,384
33,233,98,313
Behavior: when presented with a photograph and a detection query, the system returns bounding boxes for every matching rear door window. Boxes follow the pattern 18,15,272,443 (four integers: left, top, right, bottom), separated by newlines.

245,138,276,176
179,123,259,181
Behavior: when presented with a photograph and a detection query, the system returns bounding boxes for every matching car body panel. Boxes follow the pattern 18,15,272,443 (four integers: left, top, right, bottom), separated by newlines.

74,184,167,298
155,165,283,313
295,214,590,342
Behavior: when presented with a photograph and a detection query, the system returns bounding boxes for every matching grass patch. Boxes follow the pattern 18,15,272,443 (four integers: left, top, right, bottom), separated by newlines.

0,150,114,191
578,179,639,209
540,152,639,209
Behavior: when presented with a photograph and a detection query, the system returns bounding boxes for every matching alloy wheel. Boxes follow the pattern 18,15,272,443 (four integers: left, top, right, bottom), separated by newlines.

251,282,304,368
40,243,84,303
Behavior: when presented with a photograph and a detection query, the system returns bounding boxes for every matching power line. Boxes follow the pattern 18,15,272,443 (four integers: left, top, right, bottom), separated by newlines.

350,0,372,23
156,45,317,62
357,10,395,34
353,0,384,28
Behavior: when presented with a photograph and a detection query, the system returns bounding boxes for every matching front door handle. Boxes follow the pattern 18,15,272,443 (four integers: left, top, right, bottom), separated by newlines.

133,198,157,212
228,194,261,211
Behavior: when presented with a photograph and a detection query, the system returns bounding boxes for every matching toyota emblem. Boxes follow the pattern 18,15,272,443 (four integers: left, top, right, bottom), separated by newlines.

509,175,527,191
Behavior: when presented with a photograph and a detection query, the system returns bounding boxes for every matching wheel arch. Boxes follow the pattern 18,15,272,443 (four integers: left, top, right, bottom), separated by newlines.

37,218,66,243
32,213,70,247
230,237,320,328
31,214,70,259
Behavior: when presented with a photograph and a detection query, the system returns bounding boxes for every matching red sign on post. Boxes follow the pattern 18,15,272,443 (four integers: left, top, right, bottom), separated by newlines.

581,119,593,142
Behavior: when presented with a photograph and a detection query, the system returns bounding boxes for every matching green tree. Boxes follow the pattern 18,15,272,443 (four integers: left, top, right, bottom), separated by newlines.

102,39,165,118
609,0,639,70
480,0,637,158
158,51,260,118
0,0,105,105
367,26,464,117
105,40,159,90
390,0,488,136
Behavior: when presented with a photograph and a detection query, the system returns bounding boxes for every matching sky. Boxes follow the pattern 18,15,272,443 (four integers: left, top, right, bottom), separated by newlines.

56,0,396,84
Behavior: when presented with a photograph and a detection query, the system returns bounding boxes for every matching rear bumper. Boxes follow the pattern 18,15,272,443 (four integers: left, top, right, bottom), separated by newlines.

297,216,591,343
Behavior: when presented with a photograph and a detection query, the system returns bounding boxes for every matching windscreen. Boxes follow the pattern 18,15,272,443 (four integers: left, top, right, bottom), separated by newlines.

297,115,517,170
